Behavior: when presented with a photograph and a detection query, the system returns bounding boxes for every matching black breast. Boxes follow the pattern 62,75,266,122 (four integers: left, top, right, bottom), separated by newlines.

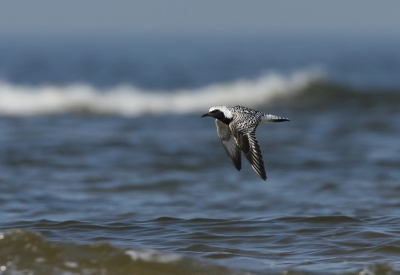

215,112,232,125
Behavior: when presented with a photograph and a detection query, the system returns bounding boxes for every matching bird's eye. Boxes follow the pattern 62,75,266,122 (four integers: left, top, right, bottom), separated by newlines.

210,110,218,113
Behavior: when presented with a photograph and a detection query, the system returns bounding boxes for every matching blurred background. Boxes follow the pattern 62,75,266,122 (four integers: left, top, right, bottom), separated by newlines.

1,1,400,275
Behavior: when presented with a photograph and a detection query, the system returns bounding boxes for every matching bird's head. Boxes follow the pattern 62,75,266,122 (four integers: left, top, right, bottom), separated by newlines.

201,106,233,124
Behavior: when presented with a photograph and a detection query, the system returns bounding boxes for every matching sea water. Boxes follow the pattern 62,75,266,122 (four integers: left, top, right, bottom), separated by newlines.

0,35,400,275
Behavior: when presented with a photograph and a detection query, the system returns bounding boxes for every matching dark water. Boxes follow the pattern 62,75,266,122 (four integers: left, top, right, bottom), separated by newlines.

0,35,400,275
1,35,400,89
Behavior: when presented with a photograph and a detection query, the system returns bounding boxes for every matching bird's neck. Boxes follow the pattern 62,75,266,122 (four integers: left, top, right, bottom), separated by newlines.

218,117,233,125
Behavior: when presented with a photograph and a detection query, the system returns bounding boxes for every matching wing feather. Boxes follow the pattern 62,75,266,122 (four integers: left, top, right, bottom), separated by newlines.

230,123,267,180
215,119,242,170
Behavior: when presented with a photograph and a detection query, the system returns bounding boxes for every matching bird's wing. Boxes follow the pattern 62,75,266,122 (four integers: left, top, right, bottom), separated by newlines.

215,119,242,170
229,123,267,180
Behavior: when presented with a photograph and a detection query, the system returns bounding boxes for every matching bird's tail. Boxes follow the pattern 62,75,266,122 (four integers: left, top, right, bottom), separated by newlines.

260,114,290,124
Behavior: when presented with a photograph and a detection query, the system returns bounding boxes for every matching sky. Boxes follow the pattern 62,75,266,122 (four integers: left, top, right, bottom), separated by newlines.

0,0,399,38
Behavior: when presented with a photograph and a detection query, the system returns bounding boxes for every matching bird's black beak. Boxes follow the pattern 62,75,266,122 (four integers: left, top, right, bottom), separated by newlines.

201,113,210,117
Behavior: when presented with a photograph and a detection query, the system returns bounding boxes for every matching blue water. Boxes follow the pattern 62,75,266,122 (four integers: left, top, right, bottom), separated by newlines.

0,34,400,275
1,35,400,89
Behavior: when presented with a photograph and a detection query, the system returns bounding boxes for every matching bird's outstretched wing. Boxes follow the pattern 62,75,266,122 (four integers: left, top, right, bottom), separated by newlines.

230,124,267,180
215,119,242,170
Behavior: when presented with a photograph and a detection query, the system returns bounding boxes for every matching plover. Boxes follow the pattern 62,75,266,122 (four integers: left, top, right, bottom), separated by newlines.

201,105,289,180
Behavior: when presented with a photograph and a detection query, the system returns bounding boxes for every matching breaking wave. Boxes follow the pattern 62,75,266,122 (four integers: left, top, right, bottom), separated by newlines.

0,229,232,275
0,228,396,275
0,69,322,116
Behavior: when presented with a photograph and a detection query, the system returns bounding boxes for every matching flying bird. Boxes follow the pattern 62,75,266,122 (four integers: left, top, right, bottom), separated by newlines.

201,105,289,180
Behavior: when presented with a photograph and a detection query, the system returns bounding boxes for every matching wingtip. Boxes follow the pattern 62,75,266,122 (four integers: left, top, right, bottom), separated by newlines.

233,162,241,171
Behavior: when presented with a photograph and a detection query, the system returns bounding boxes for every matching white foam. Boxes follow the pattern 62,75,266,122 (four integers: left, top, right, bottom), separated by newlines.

63,261,78,268
0,68,322,116
125,249,182,263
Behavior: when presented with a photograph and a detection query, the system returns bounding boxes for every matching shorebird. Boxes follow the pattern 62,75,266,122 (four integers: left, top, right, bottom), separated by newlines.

201,105,289,180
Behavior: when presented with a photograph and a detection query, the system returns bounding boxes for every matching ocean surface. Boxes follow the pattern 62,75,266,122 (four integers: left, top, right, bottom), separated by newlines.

1,34,400,275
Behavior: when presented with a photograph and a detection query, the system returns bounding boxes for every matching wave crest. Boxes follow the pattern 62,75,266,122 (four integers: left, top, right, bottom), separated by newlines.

0,69,322,116
0,229,243,275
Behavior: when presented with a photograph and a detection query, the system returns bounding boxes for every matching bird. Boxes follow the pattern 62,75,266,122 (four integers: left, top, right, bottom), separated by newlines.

201,105,289,180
